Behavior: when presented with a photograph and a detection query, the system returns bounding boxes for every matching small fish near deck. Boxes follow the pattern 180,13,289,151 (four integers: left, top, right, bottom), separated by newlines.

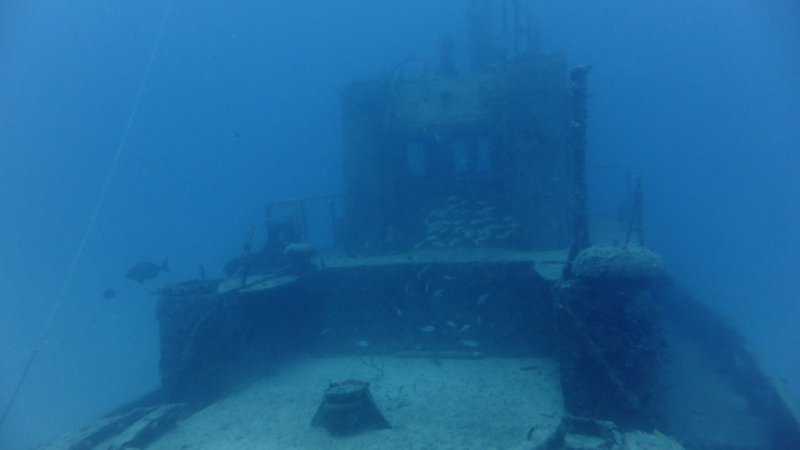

154,247,560,409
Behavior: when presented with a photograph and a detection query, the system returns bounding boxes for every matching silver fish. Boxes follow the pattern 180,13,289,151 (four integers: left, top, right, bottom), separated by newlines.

417,265,431,278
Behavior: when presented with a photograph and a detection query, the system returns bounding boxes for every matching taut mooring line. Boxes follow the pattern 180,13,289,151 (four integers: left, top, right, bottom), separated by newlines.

0,0,174,432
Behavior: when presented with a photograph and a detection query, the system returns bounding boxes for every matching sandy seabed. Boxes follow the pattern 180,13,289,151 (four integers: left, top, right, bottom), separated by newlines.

147,356,564,450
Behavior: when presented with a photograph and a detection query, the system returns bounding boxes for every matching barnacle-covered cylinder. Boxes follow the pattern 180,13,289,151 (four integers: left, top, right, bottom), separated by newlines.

311,380,390,435
555,245,667,429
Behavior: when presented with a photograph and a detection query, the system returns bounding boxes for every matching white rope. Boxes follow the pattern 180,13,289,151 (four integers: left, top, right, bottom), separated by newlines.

0,0,174,431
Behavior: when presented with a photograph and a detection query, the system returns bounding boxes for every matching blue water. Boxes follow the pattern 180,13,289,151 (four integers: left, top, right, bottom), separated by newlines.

0,1,797,448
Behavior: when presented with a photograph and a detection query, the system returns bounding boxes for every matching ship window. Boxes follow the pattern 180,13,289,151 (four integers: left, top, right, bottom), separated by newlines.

452,140,468,173
451,138,492,173
406,142,426,177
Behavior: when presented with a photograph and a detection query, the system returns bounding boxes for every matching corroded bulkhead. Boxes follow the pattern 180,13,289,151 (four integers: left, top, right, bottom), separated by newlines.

392,75,498,133
341,54,571,256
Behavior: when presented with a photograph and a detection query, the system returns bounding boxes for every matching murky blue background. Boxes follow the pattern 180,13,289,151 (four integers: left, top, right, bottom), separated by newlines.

1,1,798,448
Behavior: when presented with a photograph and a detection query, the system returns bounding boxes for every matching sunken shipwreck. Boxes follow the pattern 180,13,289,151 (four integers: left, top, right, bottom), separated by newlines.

41,2,800,450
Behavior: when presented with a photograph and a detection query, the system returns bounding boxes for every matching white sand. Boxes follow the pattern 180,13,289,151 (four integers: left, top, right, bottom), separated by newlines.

147,356,564,450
